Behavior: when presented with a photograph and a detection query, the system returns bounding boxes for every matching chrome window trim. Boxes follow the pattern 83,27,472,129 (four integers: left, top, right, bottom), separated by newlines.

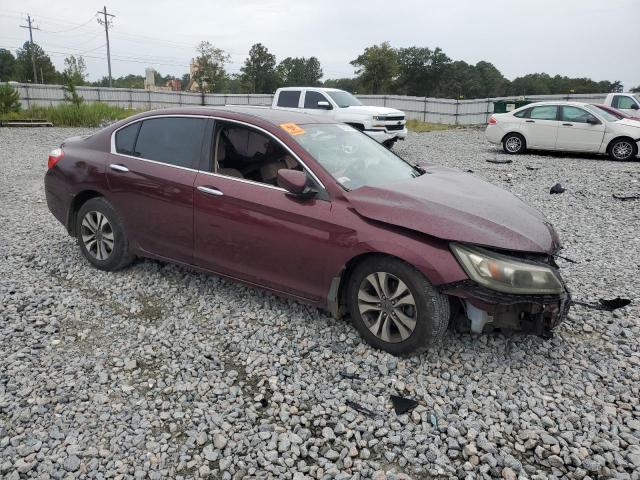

109,113,326,191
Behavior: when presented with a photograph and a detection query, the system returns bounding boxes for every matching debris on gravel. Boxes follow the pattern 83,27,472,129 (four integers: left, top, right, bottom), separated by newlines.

1,127,639,479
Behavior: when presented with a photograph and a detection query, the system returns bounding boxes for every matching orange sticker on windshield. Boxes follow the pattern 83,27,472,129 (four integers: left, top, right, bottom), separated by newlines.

280,123,305,135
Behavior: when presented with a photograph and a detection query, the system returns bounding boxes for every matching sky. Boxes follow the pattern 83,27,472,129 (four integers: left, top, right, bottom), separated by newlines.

1,0,638,89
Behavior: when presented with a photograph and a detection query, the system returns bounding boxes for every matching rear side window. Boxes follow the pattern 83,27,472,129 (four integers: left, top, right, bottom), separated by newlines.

115,122,140,155
304,91,329,109
277,90,301,108
529,106,558,120
133,117,206,168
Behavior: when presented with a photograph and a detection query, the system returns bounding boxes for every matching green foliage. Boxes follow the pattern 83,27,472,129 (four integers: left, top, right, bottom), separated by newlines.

0,83,21,114
15,42,60,84
240,43,279,93
405,119,450,133
0,49,17,82
323,77,360,93
350,42,398,94
193,41,230,93
0,102,140,127
631,85,640,93
63,81,84,107
277,57,323,87
92,74,145,89
63,55,87,85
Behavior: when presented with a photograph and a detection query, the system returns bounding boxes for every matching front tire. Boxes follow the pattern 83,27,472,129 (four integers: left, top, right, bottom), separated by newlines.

346,256,450,356
76,197,134,271
608,138,637,161
502,133,526,154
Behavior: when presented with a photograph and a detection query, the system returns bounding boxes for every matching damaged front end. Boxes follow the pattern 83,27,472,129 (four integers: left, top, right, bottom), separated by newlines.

441,243,571,338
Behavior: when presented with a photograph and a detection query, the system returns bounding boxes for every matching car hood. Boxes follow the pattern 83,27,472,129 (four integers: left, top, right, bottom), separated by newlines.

344,166,560,254
616,118,640,128
343,105,404,116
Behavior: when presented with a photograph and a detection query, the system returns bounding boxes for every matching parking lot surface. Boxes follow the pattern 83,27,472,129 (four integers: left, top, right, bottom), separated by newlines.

1,127,639,479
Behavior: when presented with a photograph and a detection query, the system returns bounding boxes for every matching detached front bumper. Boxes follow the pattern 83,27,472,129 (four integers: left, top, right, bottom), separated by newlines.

440,280,571,338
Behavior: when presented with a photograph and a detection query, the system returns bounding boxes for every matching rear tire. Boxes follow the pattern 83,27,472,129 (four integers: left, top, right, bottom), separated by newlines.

502,133,526,154
76,197,134,271
346,256,450,356
608,138,637,161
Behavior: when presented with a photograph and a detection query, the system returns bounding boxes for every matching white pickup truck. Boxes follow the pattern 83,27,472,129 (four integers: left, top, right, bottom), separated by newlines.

603,92,640,118
272,87,408,147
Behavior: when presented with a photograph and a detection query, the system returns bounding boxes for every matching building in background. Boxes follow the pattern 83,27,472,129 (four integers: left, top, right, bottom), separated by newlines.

144,67,181,92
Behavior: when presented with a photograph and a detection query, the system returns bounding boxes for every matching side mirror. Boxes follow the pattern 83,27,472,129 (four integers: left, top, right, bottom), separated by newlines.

277,169,317,197
631,103,640,110
317,101,332,110
586,117,600,125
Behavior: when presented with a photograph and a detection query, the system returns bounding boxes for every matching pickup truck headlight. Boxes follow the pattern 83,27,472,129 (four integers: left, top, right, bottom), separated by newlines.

450,243,564,295
373,115,387,121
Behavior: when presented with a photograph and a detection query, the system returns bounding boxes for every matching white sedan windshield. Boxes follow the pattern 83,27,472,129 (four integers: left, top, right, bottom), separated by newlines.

291,124,421,190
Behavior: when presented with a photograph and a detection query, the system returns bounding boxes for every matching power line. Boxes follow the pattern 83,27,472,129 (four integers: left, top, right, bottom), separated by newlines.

19,14,40,83
96,6,115,87
39,16,96,34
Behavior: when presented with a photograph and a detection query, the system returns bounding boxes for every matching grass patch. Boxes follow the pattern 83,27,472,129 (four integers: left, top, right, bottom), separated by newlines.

0,102,144,127
405,119,451,133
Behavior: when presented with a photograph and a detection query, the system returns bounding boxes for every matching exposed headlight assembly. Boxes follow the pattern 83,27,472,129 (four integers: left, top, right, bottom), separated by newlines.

450,243,564,295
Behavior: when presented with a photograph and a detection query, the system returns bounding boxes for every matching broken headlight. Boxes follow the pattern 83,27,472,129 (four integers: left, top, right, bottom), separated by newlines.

450,243,564,295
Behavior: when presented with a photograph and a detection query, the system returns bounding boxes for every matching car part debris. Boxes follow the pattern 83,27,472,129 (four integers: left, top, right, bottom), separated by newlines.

612,193,640,201
466,169,474,173
553,253,578,264
430,413,438,429
390,395,418,415
550,183,566,194
339,371,360,380
346,400,378,418
526,166,541,171
486,158,512,164
572,297,631,312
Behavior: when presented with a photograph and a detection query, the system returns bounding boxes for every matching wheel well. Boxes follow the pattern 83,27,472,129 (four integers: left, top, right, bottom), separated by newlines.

67,190,103,235
607,136,638,153
501,131,526,145
346,122,365,131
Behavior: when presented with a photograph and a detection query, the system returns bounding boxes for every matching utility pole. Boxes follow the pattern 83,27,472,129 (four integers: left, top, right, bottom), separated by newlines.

20,15,40,83
97,6,115,87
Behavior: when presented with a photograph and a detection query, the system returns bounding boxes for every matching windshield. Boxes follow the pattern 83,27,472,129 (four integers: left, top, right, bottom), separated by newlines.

327,91,363,108
291,124,421,190
587,105,621,122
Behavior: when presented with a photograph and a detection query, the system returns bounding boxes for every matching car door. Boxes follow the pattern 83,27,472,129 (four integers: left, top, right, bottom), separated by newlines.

107,116,208,263
193,120,334,301
612,94,640,118
302,90,334,115
519,105,559,149
556,106,606,152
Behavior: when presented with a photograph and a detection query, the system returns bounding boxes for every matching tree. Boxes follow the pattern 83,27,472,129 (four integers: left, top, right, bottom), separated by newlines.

0,49,16,82
277,57,323,87
240,43,279,93
14,42,59,83
609,80,623,93
323,77,360,93
631,85,640,93
192,41,230,93
181,73,191,91
350,42,398,94
0,83,21,114
63,55,87,85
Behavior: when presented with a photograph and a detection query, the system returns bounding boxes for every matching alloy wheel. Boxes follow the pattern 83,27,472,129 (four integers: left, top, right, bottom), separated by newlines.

505,136,522,153
357,272,417,343
612,141,633,160
81,211,114,261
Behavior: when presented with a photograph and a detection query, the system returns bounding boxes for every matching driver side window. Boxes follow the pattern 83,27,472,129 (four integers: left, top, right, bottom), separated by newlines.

212,122,302,186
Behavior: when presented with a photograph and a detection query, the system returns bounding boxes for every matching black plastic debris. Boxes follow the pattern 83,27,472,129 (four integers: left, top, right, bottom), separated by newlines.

466,169,474,173
339,371,360,380
550,183,566,194
526,165,541,171
346,400,378,417
572,297,631,312
613,193,640,201
486,158,512,164
553,253,578,264
390,395,418,415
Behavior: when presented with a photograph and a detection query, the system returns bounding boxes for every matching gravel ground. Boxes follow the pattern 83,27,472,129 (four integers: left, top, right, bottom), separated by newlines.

1,127,639,480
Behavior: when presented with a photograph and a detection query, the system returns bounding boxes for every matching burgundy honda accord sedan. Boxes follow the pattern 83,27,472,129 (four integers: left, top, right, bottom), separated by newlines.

45,107,570,355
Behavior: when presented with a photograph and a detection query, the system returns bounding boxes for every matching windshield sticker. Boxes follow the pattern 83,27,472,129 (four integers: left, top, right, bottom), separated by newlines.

280,123,306,135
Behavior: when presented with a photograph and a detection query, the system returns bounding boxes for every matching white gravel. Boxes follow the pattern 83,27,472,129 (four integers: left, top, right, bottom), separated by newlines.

1,127,639,480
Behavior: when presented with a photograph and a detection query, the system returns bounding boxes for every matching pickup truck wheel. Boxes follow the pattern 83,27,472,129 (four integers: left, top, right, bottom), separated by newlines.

608,138,637,161
346,256,450,356
502,133,526,154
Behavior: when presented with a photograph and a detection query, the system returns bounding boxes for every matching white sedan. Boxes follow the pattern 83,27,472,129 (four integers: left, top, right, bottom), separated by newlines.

486,102,640,161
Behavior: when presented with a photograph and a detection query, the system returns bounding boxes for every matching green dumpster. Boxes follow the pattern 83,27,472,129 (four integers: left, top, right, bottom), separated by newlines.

493,99,531,113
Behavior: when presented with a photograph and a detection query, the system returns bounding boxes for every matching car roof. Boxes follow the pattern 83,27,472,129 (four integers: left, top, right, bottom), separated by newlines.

518,101,592,108
277,86,343,92
132,105,336,126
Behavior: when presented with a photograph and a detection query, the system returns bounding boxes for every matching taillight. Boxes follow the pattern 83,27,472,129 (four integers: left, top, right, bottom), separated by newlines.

488,116,497,125
48,148,64,169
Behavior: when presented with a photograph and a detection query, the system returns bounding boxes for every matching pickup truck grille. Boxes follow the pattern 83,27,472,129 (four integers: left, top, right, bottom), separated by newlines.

386,124,405,131
384,116,405,121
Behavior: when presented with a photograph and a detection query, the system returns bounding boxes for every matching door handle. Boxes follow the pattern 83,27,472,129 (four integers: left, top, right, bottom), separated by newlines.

562,123,573,126
109,164,129,172
525,120,535,123
197,186,224,196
